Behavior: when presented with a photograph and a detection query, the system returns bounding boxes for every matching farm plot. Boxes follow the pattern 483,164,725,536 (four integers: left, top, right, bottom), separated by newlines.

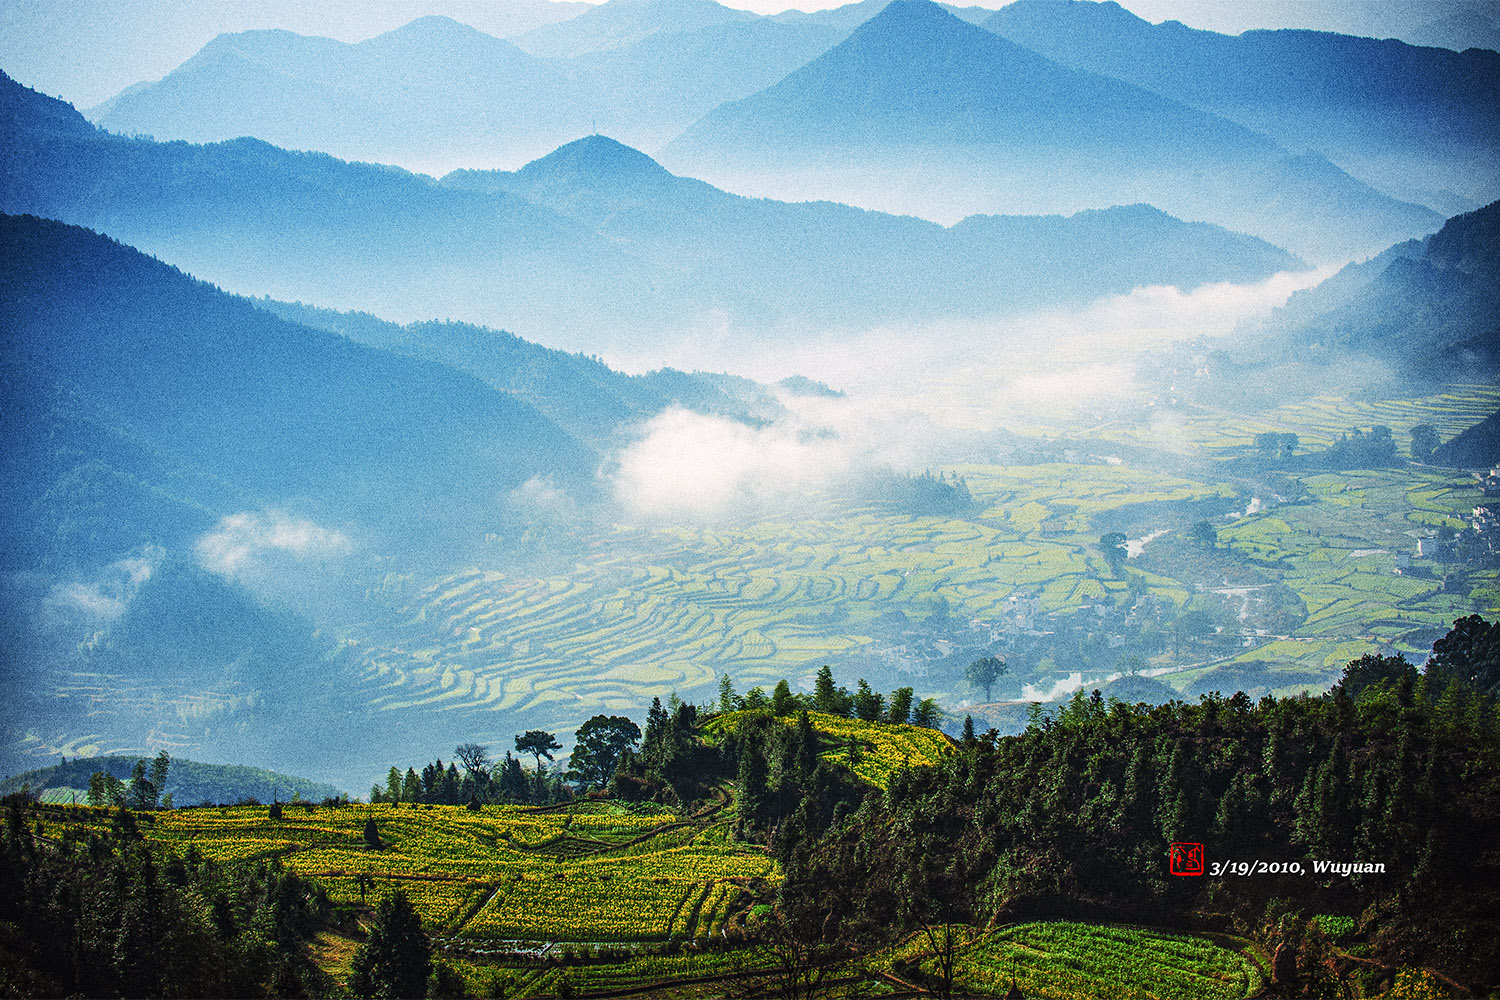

133,803,771,943
332,385,1498,724
701,710,955,788
936,920,1265,1000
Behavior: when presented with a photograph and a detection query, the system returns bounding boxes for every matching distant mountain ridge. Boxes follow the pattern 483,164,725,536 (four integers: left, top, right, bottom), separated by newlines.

661,0,1442,261
91,16,587,172
1,76,1307,356
984,0,1500,214
1257,199,1500,376
89,2,845,168
0,756,345,806
444,134,1306,333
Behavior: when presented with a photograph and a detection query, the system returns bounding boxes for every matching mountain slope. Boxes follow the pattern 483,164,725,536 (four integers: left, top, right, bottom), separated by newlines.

984,0,1500,212
1188,201,1500,398
91,17,588,172
0,212,594,554
445,134,1307,331
661,0,1442,261
2,77,1309,355
0,756,345,805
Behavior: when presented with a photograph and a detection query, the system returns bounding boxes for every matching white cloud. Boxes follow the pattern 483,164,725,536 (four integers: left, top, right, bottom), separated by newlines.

196,511,351,578
607,267,1331,519
610,407,855,520
49,547,163,620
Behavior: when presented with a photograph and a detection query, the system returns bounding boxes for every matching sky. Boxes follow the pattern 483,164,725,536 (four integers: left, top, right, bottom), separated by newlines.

3,0,1494,110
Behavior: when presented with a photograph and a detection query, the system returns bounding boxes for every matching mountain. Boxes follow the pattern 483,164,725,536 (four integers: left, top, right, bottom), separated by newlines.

89,7,845,166
984,0,1500,214
0,212,595,559
1,77,1307,356
1431,410,1500,470
661,0,1443,262
444,135,1306,333
0,756,345,805
90,16,589,172
1182,201,1500,399
510,0,757,58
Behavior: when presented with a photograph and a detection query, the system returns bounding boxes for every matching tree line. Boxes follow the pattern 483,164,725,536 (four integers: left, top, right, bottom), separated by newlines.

0,804,332,997
761,615,1500,995
372,667,950,808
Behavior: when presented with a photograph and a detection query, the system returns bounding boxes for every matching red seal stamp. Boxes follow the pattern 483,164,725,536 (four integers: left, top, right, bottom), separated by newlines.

1169,842,1205,876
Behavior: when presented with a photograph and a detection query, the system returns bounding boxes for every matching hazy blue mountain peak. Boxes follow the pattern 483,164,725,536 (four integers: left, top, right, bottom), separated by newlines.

518,134,674,186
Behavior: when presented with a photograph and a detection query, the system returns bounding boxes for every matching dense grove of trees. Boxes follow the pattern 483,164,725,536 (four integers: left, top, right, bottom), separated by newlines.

0,805,332,997
767,616,1500,992
719,665,945,730
7,619,1495,995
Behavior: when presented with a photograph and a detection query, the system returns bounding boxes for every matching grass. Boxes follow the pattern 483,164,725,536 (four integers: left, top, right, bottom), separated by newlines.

50,802,775,943
912,920,1266,1000
700,711,955,787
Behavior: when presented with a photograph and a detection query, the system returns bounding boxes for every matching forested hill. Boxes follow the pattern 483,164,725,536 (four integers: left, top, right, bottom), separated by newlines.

0,756,343,806
781,618,1500,991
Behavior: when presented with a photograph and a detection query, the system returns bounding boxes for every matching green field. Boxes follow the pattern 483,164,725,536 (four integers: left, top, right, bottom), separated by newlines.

330,385,1498,732
32,801,1274,999
40,801,771,945
905,921,1267,1000
701,710,954,787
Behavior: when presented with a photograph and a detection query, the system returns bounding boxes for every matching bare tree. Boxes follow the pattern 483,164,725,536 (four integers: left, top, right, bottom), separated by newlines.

454,742,491,779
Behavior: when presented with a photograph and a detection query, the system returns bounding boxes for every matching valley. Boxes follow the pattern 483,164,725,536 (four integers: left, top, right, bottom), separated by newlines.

2,0,1498,994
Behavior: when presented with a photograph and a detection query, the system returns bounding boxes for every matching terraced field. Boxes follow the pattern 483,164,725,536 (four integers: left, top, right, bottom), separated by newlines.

701,710,955,787
897,920,1267,1000
1095,384,1500,455
335,386,1498,729
81,801,773,944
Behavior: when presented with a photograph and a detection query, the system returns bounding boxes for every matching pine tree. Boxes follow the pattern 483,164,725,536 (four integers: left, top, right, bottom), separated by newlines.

348,890,431,1000
887,687,914,725
813,665,839,714
772,680,795,716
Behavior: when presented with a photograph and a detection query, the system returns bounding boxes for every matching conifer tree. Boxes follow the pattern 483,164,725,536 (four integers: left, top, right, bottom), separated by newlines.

348,891,431,1000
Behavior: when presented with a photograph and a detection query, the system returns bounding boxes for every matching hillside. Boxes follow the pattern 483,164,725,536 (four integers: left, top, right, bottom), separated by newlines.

7,623,1497,996
2,75,1309,353
0,211,598,786
0,756,343,805
253,297,788,444
1245,200,1500,385
985,0,1500,213
1432,409,1500,469
700,709,954,786
661,0,1441,260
